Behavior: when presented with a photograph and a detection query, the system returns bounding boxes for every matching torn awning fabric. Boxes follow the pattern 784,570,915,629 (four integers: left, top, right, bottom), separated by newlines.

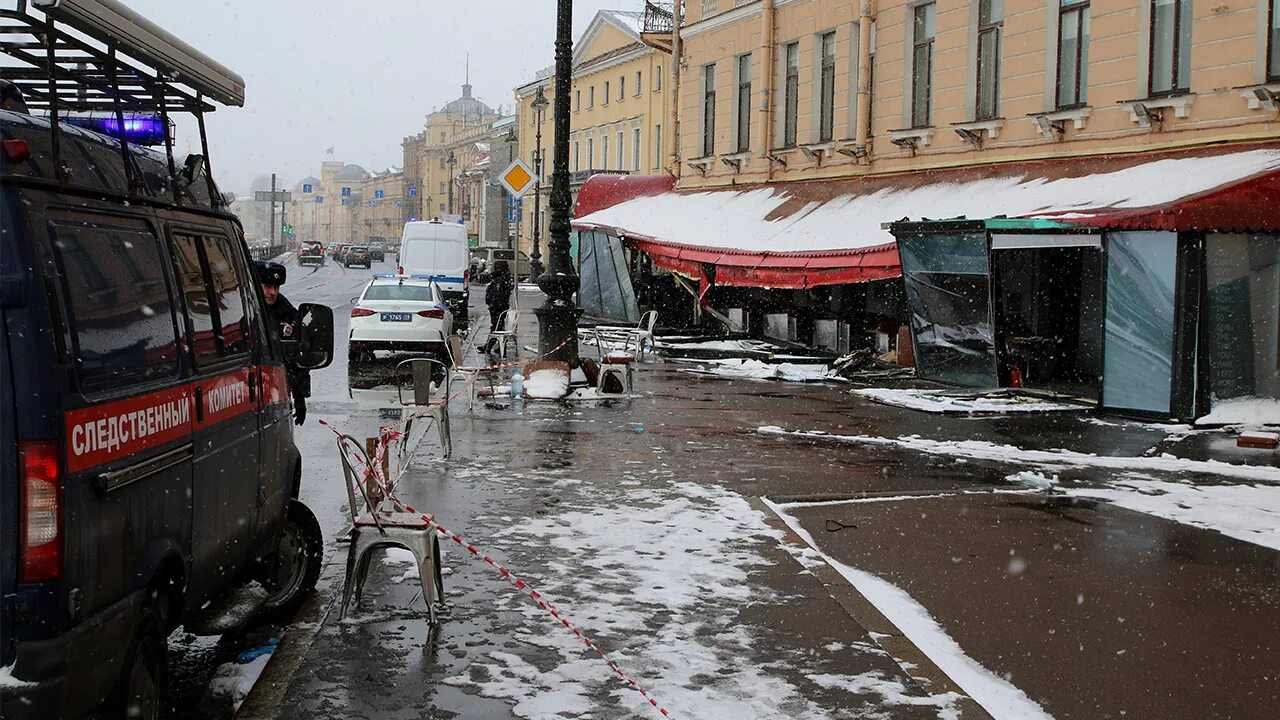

570,142,1280,291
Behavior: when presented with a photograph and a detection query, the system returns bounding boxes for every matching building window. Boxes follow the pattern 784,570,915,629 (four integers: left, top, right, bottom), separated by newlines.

975,0,1003,120
702,63,717,157
589,86,595,107
587,138,594,169
1149,0,1191,95
655,64,663,91
574,140,580,171
736,53,752,152
701,0,718,18
635,70,643,96
439,181,446,194
619,75,625,101
440,131,447,142
818,31,836,141
654,124,663,169
911,2,937,128
783,42,799,147
602,134,609,170
575,89,581,111
604,81,610,105
439,156,446,170
1057,1,1090,108
1269,0,1280,80
616,130,624,168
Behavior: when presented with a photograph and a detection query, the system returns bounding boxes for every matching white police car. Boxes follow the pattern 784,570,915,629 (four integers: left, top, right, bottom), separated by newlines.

348,275,454,364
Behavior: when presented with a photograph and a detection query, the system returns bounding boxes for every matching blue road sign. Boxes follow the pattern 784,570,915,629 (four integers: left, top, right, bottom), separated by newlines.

374,189,384,199
507,194,522,222
395,200,402,207
368,199,376,206
341,187,352,197
302,183,313,193
408,186,418,197
341,198,348,206
315,196,324,204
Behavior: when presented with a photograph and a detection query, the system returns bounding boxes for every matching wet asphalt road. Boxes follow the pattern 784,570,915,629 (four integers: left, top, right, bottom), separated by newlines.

169,256,1280,720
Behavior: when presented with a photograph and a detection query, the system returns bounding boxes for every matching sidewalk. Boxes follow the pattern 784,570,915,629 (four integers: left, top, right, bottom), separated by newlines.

240,290,1280,720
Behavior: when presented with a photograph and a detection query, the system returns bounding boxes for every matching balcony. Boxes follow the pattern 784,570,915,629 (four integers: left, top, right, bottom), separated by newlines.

640,1,675,53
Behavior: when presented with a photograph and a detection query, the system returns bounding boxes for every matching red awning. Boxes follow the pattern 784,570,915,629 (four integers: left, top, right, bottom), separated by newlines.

572,142,1280,291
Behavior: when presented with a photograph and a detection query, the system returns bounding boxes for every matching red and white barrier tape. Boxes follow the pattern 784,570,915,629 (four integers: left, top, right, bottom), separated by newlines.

317,418,678,719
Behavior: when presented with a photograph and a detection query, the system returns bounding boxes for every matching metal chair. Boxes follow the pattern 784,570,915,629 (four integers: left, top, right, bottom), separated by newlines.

446,331,496,413
336,434,444,623
395,357,451,459
624,310,658,360
488,309,520,359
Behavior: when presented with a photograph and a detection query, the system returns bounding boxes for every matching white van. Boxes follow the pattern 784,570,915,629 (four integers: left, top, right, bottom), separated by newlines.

399,219,471,326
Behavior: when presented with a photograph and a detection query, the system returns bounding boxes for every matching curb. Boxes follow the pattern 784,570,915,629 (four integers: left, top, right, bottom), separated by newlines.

750,496,994,720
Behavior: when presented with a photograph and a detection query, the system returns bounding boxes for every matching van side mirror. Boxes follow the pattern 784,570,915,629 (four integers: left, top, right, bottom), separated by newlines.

177,153,205,190
295,303,334,370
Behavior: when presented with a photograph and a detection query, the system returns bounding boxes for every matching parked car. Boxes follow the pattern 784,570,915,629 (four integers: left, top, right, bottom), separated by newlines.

399,220,470,327
369,244,386,262
348,277,454,365
0,10,335,718
469,247,533,283
298,240,325,266
330,243,348,261
343,245,372,269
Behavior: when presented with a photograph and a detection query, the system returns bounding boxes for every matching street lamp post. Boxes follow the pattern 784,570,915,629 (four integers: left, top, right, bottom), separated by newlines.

530,85,549,281
446,150,457,216
536,0,581,362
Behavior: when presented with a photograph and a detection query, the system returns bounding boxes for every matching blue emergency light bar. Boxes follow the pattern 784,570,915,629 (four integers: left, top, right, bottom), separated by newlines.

372,273,455,280
62,112,169,145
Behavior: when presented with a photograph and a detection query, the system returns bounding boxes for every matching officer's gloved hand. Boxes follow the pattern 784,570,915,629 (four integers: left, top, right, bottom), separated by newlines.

293,393,307,426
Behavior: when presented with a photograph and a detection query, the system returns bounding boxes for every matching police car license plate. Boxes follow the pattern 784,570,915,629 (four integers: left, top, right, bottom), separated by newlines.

380,312,412,322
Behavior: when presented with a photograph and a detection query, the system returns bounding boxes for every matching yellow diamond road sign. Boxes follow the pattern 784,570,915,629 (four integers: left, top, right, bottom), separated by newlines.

499,158,536,198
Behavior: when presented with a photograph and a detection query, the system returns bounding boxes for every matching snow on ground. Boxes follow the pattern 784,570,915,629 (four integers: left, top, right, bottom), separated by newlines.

856,388,1087,414
1195,396,1280,426
678,358,843,383
209,653,273,711
764,499,1054,720
445,480,962,719
1065,477,1280,552
0,663,34,689
524,368,569,399
757,426,1280,484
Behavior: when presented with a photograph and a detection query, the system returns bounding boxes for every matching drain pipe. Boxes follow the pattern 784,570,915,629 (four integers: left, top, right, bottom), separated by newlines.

670,0,683,179
854,0,874,155
762,0,776,180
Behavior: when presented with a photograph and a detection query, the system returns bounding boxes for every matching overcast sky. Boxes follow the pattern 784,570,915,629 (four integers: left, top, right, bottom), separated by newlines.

125,0,624,192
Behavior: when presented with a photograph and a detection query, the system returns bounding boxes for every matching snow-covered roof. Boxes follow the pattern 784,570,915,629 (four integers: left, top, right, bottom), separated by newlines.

575,148,1280,255
602,9,644,35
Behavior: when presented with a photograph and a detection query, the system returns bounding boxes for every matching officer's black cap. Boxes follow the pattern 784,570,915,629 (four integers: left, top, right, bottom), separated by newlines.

255,261,287,286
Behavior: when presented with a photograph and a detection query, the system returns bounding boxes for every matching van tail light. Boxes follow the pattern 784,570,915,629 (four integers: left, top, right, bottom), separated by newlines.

417,309,446,319
3,139,31,164
397,265,404,275
350,307,375,318
19,440,61,583
463,269,469,283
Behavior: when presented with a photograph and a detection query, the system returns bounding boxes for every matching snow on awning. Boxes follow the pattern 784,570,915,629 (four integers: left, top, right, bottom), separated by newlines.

572,143,1280,290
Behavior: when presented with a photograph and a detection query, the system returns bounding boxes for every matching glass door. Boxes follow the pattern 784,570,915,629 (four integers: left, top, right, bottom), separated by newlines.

1102,231,1178,414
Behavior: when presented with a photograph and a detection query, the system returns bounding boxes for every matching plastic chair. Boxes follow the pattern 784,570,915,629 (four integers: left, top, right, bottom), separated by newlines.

623,310,658,361
336,434,444,623
446,331,496,413
395,357,451,458
488,309,520,359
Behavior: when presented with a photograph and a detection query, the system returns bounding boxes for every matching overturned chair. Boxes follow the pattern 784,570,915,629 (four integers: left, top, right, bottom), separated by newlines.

337,433,445,623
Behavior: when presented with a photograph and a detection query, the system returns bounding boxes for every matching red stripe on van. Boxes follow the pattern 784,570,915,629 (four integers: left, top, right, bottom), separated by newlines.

64,384,195,474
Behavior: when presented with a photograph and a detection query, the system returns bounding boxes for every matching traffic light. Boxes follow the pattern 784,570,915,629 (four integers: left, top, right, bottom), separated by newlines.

282,223,295,236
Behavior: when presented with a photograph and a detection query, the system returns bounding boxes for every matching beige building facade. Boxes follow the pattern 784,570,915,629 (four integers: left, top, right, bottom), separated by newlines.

284,161,406,248
667,0,1279,189
512,9,672,260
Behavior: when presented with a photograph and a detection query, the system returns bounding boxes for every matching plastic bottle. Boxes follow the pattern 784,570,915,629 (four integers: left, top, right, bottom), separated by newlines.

510,371,524,399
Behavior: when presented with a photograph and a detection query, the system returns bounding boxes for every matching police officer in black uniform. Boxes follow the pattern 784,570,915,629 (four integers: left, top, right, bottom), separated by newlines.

256,261,310,425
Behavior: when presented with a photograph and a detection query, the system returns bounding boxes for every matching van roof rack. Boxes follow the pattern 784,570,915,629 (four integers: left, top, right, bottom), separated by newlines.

0,0,244,208
0,0,244,113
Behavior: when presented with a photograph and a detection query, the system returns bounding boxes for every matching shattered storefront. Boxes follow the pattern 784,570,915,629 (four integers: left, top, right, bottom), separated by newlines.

888,144,1280,423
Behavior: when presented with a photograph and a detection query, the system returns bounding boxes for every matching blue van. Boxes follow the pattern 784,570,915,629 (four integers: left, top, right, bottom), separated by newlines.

0,2,332,718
